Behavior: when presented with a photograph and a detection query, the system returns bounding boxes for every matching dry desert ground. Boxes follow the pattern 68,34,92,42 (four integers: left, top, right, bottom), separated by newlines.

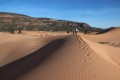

0,28,120,80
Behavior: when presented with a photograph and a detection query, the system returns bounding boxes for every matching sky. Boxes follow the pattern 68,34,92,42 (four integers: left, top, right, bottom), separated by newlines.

0,0,120,28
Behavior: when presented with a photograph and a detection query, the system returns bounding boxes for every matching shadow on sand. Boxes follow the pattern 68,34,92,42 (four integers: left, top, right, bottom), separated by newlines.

0,37,67,80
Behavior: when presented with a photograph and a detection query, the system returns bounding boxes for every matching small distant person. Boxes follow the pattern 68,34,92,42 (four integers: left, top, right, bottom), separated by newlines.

73,30,75,34
67,31,69,34
75,30,77,34
75,28,78,34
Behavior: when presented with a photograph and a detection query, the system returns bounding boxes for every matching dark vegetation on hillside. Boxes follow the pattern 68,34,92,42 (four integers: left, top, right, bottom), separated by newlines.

0,12,103,33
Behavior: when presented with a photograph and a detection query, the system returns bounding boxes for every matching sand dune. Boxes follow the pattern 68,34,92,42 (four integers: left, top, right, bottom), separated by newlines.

98,27,120,34
0,29,120,80
9,35,102,80
81,27,120,48
0,31,67,67
0,32,48,67
0,36,67,80
79,27,120,80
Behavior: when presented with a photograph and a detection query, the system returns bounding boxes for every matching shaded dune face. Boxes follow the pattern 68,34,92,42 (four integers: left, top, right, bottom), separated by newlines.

0,36,67,80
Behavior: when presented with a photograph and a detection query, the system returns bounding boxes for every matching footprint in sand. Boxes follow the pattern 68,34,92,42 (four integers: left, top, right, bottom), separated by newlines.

81,43,84,46
86,56,91,60
87,54,89,56
79,40,82,43
81,60,87,63
89,57,91,59
80,47,84,49
85,52,92,60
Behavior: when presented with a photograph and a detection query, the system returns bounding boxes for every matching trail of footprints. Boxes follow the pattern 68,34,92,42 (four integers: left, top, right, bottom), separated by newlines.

76,35,91,60
76,35,100,80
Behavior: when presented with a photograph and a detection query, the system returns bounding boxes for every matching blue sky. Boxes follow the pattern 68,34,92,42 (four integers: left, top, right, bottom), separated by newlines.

0,0,120,28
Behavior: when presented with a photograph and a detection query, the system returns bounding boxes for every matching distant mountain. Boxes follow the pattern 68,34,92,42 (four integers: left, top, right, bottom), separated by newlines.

0,12,103,32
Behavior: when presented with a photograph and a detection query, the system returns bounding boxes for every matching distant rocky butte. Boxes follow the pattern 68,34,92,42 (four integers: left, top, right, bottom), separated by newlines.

0,12,102,32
